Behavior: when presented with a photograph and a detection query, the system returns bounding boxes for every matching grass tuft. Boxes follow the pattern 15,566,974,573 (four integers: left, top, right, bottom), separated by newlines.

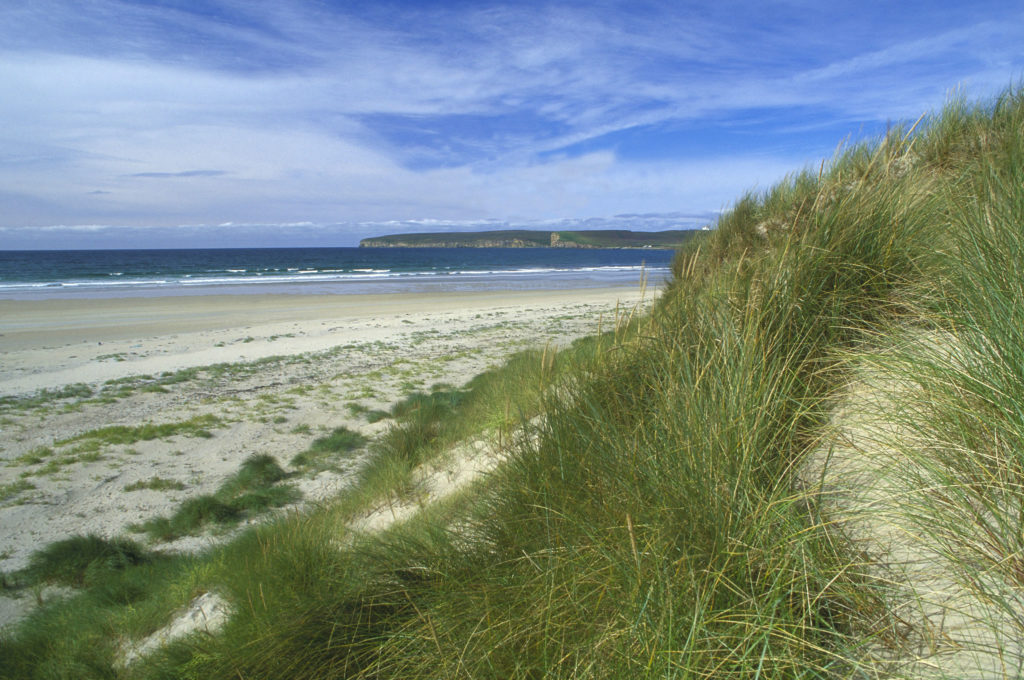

24,534,152,587
0,383,94,413
0,479,36,503
133,455,299,541
291,426,369,470
123,477,186,492
57,414,222,448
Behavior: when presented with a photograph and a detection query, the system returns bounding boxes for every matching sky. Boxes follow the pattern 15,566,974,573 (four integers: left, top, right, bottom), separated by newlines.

1,0,1022,249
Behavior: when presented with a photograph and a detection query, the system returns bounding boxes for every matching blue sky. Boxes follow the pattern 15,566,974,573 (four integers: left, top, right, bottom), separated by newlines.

1,0,1022,249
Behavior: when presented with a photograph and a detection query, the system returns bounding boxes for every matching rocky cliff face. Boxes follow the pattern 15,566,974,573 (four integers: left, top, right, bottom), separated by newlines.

549,233,592,248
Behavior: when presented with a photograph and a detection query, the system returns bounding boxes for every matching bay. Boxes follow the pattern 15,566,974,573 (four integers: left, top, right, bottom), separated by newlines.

0,247,675,299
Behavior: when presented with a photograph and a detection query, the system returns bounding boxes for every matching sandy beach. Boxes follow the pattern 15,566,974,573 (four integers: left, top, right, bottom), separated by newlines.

0,286,653,628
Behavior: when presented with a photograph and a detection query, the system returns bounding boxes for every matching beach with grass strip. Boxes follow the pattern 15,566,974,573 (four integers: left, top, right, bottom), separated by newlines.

0,286,651,629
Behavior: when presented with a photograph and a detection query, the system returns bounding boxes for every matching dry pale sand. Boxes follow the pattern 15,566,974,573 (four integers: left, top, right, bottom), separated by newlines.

0,286,653,629
805,340,1024,678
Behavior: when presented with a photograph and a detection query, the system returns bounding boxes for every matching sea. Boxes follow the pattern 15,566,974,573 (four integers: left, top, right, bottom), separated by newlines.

0,247,676,300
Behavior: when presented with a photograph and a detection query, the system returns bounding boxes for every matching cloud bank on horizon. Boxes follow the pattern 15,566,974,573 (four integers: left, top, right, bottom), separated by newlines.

1,0,1021,248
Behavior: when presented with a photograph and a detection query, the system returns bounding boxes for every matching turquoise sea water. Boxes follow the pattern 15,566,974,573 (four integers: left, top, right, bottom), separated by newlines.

0,247,674,299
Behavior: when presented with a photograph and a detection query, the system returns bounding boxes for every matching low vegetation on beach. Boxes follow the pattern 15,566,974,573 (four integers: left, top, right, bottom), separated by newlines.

127,454,300,542
5,87,1024,677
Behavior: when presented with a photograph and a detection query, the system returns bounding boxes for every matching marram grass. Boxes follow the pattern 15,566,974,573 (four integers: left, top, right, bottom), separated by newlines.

5,87,1024,678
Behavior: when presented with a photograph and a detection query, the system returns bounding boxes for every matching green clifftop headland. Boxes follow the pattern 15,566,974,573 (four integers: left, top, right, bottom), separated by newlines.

359,228,699,249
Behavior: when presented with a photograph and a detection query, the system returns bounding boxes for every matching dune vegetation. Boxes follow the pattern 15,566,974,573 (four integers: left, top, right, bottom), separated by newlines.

4,86,1024,678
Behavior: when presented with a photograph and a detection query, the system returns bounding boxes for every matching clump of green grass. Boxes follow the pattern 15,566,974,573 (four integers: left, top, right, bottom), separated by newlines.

344,401,368,417
12,446,54,465
132,455,299,541
291,427,368,470
346,401,390,423
358,346,583,495
11,416,224,478
23,534,152,588
134,496,241,541
0,479,35,504
0,383,94,413
309,426,368,453
18,448,111,478
220,454,289,495
123,477,186,492
155,367,201,384
96,352,127,362
58,414,221,448
364,409,390,423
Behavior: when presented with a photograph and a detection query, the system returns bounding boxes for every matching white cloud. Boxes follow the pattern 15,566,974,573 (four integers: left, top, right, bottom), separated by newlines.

1,0,1022,245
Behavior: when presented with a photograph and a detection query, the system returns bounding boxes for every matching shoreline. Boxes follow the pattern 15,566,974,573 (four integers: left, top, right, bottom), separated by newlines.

0,275,663,301
0,286,647,344
0,286,649,394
